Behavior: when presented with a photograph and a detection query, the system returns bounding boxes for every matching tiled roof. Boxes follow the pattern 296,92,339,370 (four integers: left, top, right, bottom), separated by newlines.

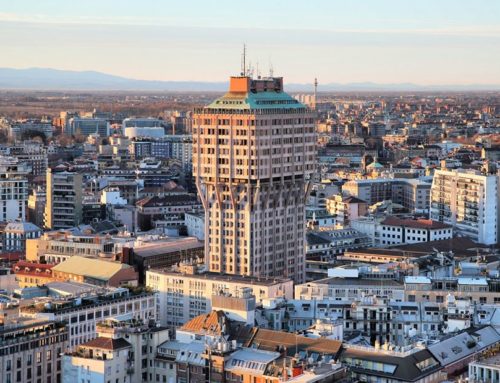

242,328,342,358
82,337,131,351
13,261,53,277
180,310,229,336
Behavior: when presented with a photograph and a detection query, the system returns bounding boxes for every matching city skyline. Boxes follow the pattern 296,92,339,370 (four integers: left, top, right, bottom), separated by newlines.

1,0,499,85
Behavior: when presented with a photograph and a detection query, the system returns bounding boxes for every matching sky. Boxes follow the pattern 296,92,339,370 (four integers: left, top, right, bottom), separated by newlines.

0,0,499,85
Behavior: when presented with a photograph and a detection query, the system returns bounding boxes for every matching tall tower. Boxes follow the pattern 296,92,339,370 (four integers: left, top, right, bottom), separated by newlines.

193,75,316,283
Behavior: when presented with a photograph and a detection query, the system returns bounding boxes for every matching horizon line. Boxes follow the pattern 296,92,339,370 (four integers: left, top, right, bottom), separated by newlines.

2,67,500,89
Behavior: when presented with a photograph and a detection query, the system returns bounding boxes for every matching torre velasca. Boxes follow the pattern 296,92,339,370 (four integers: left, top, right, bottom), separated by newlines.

193,75,316,283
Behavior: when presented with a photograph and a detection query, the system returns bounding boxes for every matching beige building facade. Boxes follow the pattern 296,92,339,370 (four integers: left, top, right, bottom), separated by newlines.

193,76,316,283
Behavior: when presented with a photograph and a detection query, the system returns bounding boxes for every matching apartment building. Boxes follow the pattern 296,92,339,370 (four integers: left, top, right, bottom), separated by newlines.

169,135,193,172
3,221,42,252
325,194,368,226
404,275,500,305
8,141,48,177
62,336,132,383
295,274,405,302
430,169,499,245
26,231,120,264
305,229,372,280
136,194,201,231
351,216,452,247
12,261,54,288
20,286,156,349
0,320,68,383
44,168,83,230
184,211,205,240
0,156,30,222
343,178,432,214
146,262,293,327
27,187,46,228
193,75,316,283
63,316,170,383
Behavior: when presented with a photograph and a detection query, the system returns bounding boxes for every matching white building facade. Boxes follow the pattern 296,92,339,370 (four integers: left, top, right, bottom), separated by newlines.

146,264,293,327
430,169,499,245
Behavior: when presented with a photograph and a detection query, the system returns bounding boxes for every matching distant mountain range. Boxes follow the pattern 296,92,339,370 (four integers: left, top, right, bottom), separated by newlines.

0,67,499,92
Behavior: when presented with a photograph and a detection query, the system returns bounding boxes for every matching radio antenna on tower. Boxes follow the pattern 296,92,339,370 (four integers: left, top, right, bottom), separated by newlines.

314,77,318,110
241,44,247,76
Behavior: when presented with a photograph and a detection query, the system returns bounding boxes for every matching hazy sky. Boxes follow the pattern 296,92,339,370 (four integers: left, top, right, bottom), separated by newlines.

0,0,499,85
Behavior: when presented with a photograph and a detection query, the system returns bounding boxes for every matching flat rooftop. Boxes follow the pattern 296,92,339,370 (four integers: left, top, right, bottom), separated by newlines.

474,352,500,368
133,237,203,258
148,269,292,286
308,277,403,287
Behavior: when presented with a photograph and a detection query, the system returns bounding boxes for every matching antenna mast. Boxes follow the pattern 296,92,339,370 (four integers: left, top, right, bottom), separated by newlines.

314,77,318,110
241,44,247,76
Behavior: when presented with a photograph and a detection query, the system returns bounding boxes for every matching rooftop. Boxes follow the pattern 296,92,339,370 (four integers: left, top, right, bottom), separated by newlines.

0,321,66,346
381,216,451,230
136,194,199,208
391,237,488,258
308,276,403,288
52,256,132,282
342,347,440,382
179,310,229,336
428,326,500,367
133,237,203,258
5,221,42,233
80,337,131,351
149,268,292,286
201,76,309,112
238,327,342,358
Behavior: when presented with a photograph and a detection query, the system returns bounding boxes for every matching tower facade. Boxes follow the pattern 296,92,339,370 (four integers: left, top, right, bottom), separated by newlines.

193,76,316,283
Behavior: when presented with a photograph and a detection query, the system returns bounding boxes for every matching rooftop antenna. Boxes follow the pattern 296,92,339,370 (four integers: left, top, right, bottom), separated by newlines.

248,60,254,78
269,61,274,77
314,77,318,110
241,44,247,76
256,61,261,79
